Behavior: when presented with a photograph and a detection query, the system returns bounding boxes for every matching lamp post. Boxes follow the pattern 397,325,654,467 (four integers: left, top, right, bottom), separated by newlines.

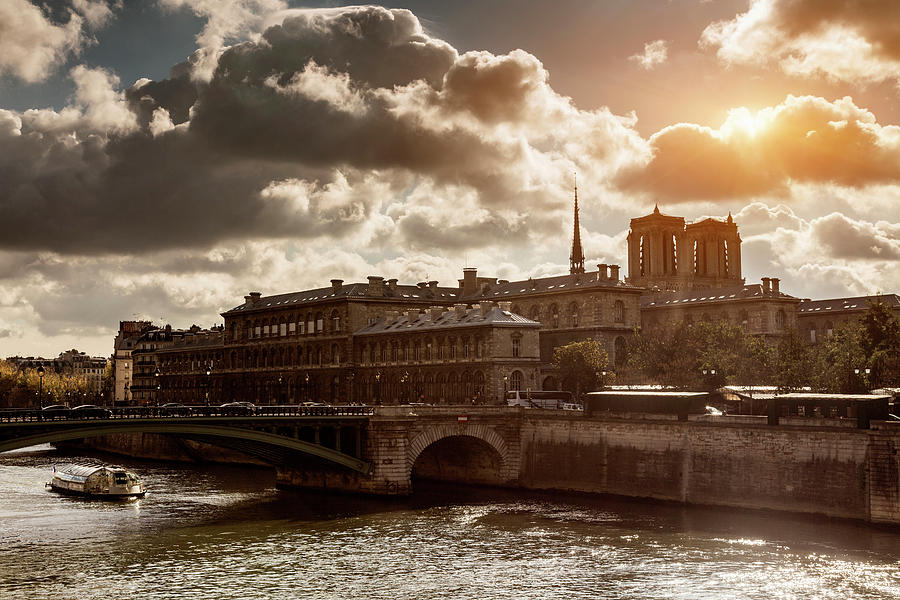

277,375,283,406
304,372,310,402
502,375,508,404
375,370,382,405
600,370,607,391
154,367,160,406
701,368,717,392
205,364,212,407
853,367,871,393
401,370,410,404
37,365,45,409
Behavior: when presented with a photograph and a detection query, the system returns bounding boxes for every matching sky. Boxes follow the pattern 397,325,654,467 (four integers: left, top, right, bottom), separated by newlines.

2,0,900,359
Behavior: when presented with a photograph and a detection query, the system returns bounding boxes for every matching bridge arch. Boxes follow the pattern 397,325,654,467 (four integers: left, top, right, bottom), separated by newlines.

406,424,517,485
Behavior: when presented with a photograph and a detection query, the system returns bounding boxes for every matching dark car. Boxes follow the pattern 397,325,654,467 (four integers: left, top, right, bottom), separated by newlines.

41,405,71,419
159,403,193,417
71,404,112,419
218,402,256,416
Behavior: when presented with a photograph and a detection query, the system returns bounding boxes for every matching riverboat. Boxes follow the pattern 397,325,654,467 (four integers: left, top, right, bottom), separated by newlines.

47,464,146,498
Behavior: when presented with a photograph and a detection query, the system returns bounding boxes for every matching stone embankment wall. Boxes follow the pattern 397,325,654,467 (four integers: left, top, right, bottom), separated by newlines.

518,415,900,524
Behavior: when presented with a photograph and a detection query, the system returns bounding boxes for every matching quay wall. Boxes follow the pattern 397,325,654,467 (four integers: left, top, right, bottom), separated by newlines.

518,415,900,524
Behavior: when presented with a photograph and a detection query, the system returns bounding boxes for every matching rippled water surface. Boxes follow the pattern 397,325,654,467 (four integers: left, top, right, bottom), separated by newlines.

1,445,898,599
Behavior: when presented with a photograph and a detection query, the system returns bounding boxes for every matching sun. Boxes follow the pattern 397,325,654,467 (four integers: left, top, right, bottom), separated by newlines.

722,106,768,138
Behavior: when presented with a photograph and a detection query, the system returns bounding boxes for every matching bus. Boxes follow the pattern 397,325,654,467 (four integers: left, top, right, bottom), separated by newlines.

506,390,581,410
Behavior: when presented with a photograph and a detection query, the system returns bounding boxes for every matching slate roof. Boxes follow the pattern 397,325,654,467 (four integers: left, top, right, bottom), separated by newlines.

465,272,639,302
641,283,798,309
224,283,461,315
796,294,900,314
355,306,540,336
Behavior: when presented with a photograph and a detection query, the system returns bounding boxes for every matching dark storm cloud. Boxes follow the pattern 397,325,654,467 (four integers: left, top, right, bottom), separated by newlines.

0,5,643,254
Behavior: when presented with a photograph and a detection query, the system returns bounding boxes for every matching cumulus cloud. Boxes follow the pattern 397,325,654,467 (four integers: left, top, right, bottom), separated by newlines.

0,0,115,83
620,95,900,201
701,0,900,86
629,40,668,70
0,5,646,254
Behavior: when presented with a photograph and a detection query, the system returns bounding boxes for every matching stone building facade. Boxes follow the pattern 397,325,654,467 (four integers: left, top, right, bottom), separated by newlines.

627,206,743,292
796,294,900,344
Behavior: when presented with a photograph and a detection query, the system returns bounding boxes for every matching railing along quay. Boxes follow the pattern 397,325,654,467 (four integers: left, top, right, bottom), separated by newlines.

0,404,375,423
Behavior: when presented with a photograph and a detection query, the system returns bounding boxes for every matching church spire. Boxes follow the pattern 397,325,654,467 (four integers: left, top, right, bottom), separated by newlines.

569,174,585,275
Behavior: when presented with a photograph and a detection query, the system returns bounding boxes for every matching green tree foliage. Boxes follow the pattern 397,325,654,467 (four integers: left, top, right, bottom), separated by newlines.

859,300,900,388
551,339,610,401
808,322,865,393
773,329,814,392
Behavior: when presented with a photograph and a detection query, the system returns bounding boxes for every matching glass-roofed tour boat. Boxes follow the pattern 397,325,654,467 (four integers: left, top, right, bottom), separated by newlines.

47,464,146,498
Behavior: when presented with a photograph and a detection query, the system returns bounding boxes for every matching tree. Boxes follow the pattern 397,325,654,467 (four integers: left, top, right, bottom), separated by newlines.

859,300,900,388
551,339,610,401
809,322,865,393
772,328,814,392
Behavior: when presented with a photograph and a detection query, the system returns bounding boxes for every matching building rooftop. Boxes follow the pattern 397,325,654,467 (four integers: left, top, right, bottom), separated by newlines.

464,270,639,302
641,282,797,308
356,306,540,335
224,281,461,315
796,294,900,314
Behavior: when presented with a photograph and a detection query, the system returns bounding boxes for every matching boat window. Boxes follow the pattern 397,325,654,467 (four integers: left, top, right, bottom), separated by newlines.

114,473,128,484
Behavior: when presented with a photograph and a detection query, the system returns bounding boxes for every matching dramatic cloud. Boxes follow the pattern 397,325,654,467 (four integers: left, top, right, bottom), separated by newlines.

629,40,668,70
701,0,900,85
620,95,900,201
0,0,115,83
0,5,646,254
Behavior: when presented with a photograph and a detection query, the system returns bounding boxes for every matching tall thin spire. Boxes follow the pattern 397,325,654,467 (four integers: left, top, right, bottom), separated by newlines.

570,173,585,275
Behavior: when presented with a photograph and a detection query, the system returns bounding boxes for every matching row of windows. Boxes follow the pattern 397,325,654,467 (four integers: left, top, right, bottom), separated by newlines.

235,310,343,340
512,300,628,328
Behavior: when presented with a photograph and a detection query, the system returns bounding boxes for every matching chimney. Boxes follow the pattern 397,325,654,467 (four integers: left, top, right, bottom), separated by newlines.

772,278,780,295
387,278,398,291
609,265,620,281
367,276,385,296
479,301,494,316
454,303,468,319
462,267,478,297
428,280,439,290
598,264,609,280
430,306,445,320
245,291,262,305
762,277,771,294
498,301,513,313
385,310,399,323
405,310,420,323
331,279,343,293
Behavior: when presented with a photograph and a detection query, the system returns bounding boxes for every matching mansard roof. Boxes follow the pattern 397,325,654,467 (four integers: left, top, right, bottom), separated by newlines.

224,282,461,315
463,271,640,302
355,306,540,336
641,283,799,309
796,294,900,314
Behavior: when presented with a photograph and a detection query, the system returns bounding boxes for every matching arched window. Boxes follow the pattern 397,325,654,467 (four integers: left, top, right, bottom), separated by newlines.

331,310,341,333
825,320,834,338
529,305,541,323
473,371,485,401
306,312,314,336
550,304,559,328
510,370,523,391
511,334,521,358
315,312,324,333
775,309,785,330
331,344,340,364
569,301,580,327
740,310,749,331
614,300,625,323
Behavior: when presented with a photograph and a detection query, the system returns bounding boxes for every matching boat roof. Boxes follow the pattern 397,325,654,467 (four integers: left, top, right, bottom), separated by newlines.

55,464,131,477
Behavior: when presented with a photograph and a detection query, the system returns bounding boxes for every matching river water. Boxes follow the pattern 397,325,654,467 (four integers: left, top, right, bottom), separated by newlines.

1,445,898,600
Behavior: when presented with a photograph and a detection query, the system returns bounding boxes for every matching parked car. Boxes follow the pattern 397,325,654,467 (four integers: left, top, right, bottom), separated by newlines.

159,403,193,417
71,404,112,419
218,402,256,416
41,405,71,419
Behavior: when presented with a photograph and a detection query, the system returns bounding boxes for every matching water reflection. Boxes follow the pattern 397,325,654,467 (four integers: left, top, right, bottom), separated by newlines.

1,445,898,600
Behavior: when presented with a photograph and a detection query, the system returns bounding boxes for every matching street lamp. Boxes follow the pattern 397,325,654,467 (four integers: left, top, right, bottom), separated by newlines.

600,370,608,391
401,370,410,404
502,375,508,404
277,375,283,406
37,365,45,409
375,370,382,405
154,367,161,406
304,372,310,402
205,364,212,407
854,367,871,392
